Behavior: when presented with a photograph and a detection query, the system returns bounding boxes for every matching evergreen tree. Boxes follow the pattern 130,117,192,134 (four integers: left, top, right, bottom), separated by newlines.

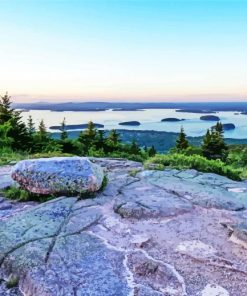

84,121,97,138
60,118,68,141
148,145,156,157
215,121,223,135
176,127,189,150
37,119,48,140
95,130,105,150
107,129,120,146
27,115,36,136
129,139,140,155
0,92,29,150
202,124,228,161
0,122,12,148
78,121,97,153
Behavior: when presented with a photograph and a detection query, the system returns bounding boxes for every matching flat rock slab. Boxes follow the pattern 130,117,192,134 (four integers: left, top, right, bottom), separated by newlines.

141,170,247,211
0,159,247,295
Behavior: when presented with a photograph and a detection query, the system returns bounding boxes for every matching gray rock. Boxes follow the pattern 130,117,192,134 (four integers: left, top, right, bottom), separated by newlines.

0,166,14,189
114,185,192,219
229,223,247,249
20,233,130,296
1,159,247,295
11,157,104,195
142,170,247,211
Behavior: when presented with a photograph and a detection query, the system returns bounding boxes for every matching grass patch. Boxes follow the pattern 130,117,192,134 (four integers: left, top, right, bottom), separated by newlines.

4,175,108,202
0,149,74,166
145,153,242,181
4,186,55,202
128,168,141,177
6,275,19,289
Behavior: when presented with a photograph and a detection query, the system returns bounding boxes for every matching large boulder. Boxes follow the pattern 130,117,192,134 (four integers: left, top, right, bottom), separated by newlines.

11,157,104,195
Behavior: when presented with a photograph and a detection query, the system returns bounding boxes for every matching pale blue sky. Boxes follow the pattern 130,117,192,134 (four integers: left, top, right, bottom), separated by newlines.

0,0,246,102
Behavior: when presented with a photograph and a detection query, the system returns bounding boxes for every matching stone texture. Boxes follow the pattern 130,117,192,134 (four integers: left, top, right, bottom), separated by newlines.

11,157,104,195
141,170,247,211
0,166,14,189
0,159,247,295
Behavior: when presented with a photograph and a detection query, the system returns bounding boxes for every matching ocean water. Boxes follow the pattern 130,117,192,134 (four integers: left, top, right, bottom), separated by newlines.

21,109,247,139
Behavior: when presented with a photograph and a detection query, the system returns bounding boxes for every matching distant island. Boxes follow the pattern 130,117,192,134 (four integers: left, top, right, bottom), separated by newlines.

161,118,185,122
176,109,216,114
200,115,220,121
112,108,144,111
119,121,141,126
50,123,104,130
212,123,236,131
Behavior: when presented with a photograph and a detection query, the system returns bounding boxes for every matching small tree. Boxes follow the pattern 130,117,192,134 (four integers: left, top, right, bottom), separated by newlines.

107,129,120,146
202,123,228,161
0,92,29,150
60,118,68,141
37,119,48,140
27,115,36,136
0,122,13,148
78,121,97,153
148,145,156,157
176,127,189,150
129,139,140,155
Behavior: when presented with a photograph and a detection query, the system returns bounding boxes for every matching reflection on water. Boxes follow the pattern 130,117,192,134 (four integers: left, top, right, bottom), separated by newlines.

21,109,247,139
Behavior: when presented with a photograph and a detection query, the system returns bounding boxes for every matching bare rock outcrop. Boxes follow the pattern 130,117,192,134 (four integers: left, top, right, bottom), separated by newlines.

0,158,247,295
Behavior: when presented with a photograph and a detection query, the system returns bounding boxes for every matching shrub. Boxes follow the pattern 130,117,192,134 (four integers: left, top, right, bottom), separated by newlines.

145,153,242,180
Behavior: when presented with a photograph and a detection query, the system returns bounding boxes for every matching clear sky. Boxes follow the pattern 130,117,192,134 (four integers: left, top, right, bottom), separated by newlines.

0,0,246,102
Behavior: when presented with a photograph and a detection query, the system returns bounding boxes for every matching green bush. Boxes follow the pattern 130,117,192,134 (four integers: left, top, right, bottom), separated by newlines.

145,153,242,180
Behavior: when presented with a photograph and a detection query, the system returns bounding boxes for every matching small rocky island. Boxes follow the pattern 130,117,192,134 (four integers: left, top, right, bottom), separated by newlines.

212,123,236,131
200,115,220,121
161,118,185,122
50,123,104,130
0,157,247,295
119,121,141,126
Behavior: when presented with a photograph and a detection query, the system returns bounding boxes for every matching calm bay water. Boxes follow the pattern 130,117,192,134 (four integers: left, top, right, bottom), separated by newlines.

21,109,247,139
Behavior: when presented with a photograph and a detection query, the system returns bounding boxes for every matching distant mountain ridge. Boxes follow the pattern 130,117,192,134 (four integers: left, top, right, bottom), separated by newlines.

13,101,247,112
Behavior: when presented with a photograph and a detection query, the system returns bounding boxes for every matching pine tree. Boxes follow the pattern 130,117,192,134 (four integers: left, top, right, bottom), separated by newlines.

107,129,120,146
148,145,156,157
38,119,48,140
215,122,223,135
78,121,97,153
84,121,97,138
202,129,212,159
0,92,29,150
95,130,105,149
60,118,68,141
130,139,140,154
0,122,12,148
202,123,228,161
176,127,189,150
27,115,36,136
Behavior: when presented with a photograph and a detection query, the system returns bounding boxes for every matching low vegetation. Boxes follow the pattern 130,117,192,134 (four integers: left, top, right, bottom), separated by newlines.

145,153,242,181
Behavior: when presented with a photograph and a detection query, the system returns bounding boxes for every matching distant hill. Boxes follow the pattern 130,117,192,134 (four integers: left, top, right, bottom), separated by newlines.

13,101,247,112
